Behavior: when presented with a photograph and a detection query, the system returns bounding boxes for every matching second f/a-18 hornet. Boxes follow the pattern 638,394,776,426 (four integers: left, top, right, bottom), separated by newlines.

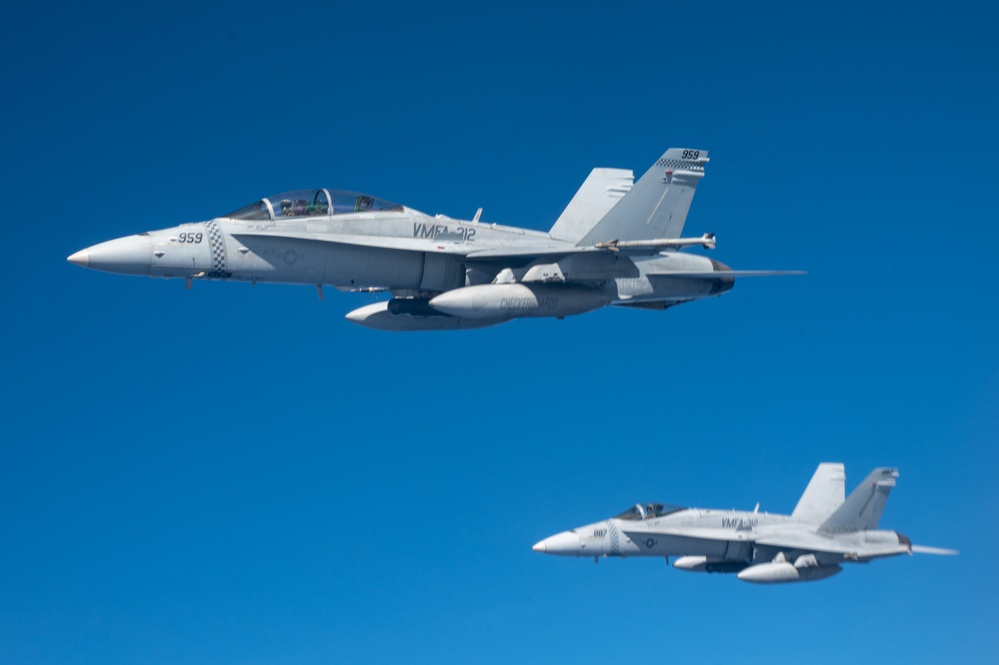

68,148,798,331
533,464,957,584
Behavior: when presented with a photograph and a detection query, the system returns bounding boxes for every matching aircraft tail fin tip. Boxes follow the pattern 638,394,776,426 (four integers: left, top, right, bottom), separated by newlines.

577,148,709,246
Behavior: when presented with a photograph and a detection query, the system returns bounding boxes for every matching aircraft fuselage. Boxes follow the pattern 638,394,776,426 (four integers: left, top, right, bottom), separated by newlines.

69,150,771,330
72,210,730,304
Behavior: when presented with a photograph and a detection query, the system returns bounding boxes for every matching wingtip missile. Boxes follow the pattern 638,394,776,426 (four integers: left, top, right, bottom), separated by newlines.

593,233,717,252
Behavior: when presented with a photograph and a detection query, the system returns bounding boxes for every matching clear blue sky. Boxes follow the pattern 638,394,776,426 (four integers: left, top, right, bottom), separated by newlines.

1,1,996,663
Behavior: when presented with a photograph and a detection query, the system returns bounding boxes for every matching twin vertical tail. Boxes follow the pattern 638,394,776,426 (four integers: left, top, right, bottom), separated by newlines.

792,463,847,523
548,168,634,243
819,468,899,533
575,148,709,246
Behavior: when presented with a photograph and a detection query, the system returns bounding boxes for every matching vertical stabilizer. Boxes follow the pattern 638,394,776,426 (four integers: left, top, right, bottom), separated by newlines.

577,148,708,245
549,168,634,242
792,463,846,523
819,468,898,533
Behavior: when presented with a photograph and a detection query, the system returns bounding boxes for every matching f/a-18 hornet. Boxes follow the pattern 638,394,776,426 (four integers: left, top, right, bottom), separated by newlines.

68,148,796,331
533,464,957,584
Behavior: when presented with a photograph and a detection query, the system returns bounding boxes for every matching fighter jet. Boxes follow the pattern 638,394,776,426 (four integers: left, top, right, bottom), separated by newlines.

67,148,797,331
532,464,957,584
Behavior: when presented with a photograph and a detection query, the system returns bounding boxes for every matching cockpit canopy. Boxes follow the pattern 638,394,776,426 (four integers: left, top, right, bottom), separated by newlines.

224,189,404,221
615,503,685,520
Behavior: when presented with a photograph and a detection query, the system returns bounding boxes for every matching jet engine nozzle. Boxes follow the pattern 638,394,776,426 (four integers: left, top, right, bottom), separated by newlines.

709,259,736,295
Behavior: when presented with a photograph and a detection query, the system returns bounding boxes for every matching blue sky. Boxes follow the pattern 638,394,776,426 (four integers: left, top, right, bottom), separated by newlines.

1,1,996,663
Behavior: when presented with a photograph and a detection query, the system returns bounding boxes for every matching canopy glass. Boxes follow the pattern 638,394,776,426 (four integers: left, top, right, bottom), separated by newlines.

615,503,685,520
225,189,404,221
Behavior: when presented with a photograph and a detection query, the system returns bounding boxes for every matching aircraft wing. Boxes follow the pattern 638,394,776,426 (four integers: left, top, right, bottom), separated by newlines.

232,231,592,261
464,235,718,260
232,231,480,255
233,231,726,263
231,232,683,273
621,525,756,542
464,244,597,260
232,231,799,281
623,525,910,561
754,532,910,561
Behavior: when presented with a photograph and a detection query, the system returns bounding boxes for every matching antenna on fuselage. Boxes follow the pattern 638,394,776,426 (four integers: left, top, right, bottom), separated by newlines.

472,208,482,223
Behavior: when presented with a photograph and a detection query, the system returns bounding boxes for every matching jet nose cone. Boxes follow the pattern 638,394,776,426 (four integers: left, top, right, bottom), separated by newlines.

67,249,89,267
70,235,152,276
532,530,581,555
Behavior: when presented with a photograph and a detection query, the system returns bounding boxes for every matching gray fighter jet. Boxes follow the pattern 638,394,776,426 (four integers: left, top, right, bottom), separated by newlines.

533,464,956,584
68,148,796,331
